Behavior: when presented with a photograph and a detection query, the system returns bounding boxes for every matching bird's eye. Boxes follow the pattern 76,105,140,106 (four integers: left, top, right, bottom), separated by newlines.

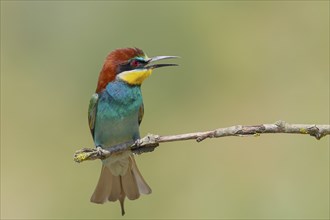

131,60,139,67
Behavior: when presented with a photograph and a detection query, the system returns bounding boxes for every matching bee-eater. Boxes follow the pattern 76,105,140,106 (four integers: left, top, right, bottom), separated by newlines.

88,47,178,215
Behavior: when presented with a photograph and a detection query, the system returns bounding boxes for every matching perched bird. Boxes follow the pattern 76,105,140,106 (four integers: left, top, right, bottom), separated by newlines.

88,47,178,215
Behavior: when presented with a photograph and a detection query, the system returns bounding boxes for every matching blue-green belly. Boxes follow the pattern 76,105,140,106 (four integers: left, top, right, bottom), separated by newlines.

94,81,143,149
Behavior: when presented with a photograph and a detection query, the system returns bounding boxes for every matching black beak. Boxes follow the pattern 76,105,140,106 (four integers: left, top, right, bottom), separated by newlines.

146,56,179,69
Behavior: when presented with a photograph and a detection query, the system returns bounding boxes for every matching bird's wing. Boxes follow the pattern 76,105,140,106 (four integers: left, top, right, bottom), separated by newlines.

88,93,99,138
138,103,144,125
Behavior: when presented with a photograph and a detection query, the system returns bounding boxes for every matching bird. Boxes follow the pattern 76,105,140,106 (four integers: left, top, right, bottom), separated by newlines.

88,47,178,215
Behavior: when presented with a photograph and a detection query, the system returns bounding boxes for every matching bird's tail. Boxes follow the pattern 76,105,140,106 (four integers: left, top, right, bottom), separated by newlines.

90,155,151,215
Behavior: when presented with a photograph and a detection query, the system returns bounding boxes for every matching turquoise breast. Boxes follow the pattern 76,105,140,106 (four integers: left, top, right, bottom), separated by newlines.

94,80,143,148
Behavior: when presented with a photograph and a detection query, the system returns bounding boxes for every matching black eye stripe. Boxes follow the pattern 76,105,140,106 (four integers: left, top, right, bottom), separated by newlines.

137,60,148,64
116,59,148,75
116,62,132,75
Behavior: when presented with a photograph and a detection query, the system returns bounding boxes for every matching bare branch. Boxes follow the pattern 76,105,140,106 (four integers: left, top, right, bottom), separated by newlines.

73,120,330,163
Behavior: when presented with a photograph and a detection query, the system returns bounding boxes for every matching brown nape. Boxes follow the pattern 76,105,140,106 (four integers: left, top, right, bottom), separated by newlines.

95,47,145,93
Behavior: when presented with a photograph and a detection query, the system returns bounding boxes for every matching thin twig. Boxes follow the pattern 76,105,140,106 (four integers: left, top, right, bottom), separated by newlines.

73,120,330,163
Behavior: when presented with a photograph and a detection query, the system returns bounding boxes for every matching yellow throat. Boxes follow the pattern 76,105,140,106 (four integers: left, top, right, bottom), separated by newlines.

118,68,153,85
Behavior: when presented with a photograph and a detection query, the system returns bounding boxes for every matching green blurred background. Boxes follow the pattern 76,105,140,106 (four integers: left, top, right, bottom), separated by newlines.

1,1,329,219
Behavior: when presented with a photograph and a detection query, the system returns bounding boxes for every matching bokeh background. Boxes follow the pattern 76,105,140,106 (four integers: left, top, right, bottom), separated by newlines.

1,1,329,219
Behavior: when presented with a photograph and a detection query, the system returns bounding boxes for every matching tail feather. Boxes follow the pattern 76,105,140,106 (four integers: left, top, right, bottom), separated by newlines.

131,157,152,194
90,155,151,216
121,159,140,200
106,175,119,201
118,188,126,216
90,165,112,204
108,175,126,215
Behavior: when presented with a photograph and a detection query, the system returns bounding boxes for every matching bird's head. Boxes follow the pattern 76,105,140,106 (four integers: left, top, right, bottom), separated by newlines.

96,47,178,92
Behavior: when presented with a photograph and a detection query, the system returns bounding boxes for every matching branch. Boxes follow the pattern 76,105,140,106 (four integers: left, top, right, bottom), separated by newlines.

73,120,330,163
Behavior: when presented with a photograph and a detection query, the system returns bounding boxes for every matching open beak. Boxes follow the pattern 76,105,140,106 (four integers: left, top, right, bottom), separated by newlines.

146,56,179,69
